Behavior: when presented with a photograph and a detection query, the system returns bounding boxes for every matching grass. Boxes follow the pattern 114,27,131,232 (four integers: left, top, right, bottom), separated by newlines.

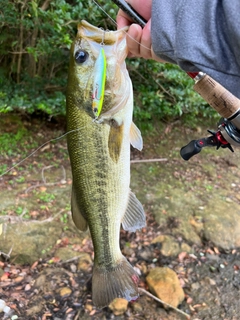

0,129,28,157
39,192,55,203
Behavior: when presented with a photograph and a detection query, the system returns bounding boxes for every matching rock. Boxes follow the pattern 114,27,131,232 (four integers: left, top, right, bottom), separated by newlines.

0,221,62,264
108,298,128,315
152,235,193,256
151,235,165,244
152,235,180,257
203,199,240,250
139,247,153,261
54,247,79,262
150,189,203,245
146,267,185,308
180,243,193,253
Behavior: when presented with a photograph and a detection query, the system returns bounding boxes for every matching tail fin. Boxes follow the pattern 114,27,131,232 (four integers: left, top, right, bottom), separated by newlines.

92,256,139,308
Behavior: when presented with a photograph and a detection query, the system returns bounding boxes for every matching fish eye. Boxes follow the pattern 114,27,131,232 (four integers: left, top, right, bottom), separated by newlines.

75,50,89,64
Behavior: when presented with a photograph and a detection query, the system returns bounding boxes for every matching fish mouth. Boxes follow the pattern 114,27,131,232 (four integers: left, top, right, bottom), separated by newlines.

72,20,131,119
78,20,129,46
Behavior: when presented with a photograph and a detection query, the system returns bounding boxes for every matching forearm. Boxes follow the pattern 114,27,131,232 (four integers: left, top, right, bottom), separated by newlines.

151,0,240,98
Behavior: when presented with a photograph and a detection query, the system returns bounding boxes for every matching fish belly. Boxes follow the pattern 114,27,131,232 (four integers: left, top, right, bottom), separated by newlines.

67,108,139,307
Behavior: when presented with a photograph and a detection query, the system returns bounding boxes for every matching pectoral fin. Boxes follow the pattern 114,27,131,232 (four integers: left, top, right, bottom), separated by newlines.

108,122,124,163
122,190,146,232
71,186,88,231
130,122,143,151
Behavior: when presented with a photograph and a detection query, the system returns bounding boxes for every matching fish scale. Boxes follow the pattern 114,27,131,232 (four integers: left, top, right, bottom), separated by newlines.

66,20,145,308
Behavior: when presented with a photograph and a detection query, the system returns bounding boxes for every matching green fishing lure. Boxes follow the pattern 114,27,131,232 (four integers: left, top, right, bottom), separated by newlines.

92,47,107,118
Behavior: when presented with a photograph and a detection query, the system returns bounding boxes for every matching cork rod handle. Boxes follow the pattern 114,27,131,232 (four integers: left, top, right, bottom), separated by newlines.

193,74,240,119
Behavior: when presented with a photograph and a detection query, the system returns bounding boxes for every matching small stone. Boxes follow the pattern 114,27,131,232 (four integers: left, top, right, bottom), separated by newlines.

152,235,181,257
24,284,31,291
3,305,11,314
109,298,128,315
137,263,148,275
139,248,153,261
191,282,200,290
70,264,77,273
123,245,134,256
146,267,185,308
186,296,193,304
85,303,93,312
59,287,72,298
13,276,24,283
0,299,6,312
131,302,142,312
77,253,92,272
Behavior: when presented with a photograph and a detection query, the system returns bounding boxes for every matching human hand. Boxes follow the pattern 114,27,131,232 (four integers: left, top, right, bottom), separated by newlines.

116,0,164,62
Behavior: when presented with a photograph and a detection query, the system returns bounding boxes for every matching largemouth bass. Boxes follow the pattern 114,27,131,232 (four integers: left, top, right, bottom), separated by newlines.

66,20,145,308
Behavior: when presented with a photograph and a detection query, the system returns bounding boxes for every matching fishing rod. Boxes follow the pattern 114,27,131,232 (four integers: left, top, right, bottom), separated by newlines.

111,0,240,160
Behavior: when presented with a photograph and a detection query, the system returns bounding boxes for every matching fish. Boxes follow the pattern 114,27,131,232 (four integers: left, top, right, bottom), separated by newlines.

66,20,145,308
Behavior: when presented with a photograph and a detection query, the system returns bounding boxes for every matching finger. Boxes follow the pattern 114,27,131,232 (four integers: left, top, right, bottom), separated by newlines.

116,9,133,29
139,20,152,59
126,24,142,57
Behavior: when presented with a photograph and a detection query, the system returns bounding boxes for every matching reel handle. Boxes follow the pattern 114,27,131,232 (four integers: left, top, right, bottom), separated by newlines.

180,139,206,161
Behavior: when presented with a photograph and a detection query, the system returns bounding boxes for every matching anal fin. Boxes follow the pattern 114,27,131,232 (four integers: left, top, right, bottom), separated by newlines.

122,190,146,232
71,185,88,231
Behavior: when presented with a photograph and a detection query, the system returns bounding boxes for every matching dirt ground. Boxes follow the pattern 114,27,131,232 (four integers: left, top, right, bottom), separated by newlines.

1,113,240,320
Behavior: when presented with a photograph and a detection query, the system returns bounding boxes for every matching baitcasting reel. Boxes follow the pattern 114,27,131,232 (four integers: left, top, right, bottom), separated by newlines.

180,118,240,160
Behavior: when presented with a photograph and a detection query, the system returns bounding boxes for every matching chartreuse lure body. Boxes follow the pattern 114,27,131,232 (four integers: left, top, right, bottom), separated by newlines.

92,47,107,118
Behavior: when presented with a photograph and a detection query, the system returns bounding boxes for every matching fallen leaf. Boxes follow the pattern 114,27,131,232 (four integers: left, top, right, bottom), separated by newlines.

31,261,38,269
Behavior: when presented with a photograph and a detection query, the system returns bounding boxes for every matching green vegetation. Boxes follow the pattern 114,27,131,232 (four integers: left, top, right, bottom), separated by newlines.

0,0,216,126
39,192,55,203
0,129,28,156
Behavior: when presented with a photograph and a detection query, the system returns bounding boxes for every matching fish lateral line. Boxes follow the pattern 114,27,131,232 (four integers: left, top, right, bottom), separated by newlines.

0,128,82,177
